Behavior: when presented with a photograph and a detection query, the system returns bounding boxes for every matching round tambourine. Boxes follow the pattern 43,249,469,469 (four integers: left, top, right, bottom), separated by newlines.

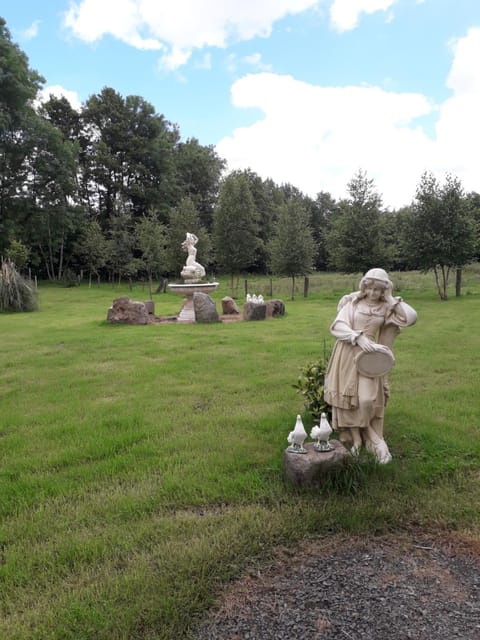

355,347,395,378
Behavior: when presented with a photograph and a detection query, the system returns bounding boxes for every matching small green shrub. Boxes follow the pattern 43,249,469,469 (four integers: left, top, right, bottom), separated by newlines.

293,343,332,421
0,259,38,312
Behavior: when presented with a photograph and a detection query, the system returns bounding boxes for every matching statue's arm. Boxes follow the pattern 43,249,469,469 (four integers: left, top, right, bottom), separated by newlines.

330,303,362,345
385,297,417,327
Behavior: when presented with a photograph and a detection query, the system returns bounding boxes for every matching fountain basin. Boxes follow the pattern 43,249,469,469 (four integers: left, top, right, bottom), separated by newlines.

168,282,219,296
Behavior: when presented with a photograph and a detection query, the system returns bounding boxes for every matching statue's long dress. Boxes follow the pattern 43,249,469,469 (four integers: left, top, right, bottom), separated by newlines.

324,295,416,447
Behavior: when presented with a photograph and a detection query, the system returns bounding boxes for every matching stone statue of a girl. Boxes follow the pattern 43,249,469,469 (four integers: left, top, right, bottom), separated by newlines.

324,268,417,463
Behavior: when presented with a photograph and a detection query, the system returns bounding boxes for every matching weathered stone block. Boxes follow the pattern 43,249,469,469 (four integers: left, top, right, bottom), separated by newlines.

144,300,155,315
193,291,219,323
107,296,149,325
243,301,267,321
221,296,240,315
283,440,351,486
266,299,285,318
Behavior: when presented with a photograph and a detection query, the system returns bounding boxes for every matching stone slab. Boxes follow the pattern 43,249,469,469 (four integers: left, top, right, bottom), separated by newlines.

283,440,351,486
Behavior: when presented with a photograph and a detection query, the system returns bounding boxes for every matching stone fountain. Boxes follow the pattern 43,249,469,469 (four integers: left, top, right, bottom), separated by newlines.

168,232,219,323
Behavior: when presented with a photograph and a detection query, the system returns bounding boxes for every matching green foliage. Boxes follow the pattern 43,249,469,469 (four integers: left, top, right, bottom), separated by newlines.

293,345,332,420
174,138,225,231
136,211,168,298
6,239,29,271
326,169,385,272
75,220,108,286
269,198,315,299
405,172,477,299
213,172,260,292
107,205,135,282
320,457,369,495
0,258,37,311
0,18,45,252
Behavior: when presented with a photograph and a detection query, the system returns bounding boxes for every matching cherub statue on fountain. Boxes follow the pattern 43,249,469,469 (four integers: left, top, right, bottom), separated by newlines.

181,232,206,282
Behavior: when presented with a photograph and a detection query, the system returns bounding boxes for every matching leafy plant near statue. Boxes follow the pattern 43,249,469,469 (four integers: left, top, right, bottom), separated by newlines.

293,341,332,422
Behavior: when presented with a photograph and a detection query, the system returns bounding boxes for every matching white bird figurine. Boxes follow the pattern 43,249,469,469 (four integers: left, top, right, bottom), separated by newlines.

311,412,334,452
287,414,308,454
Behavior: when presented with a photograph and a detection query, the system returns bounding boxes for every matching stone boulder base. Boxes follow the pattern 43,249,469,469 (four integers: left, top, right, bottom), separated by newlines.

221,296,240,315
144,300,155,316
107,296,148,325
283,440,351,486
193,292,219,323
243,301,267,321
266,299,285,318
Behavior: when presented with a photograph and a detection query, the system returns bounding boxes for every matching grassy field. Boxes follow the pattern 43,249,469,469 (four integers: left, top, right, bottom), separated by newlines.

1,269,480,639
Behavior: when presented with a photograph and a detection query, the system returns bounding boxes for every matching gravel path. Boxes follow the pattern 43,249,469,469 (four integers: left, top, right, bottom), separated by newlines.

194,530,480,639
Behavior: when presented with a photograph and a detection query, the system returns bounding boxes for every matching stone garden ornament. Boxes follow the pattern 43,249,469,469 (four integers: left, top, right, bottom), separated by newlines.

287,414,308,454
168,232,218,322
324,268,417,464
180,232,206,282
310,413,334,452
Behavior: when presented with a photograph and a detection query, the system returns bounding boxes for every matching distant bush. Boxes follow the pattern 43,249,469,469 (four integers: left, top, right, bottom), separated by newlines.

0,259,38,312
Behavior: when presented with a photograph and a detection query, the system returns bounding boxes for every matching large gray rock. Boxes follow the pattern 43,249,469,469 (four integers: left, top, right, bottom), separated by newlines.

221,296,241,315
144,300,155,316
193,292,219,323
107,296,148,325
243,301,267,321
283,440,351,486
266,298,285,318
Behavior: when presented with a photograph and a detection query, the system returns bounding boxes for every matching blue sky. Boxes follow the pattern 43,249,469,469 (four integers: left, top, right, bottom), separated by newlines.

2,0,480,209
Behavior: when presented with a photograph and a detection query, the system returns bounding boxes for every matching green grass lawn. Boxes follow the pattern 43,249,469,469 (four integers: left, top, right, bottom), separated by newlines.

1,271,480,639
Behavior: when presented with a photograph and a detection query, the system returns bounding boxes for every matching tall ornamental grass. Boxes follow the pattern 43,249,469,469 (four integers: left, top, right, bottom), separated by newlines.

0,259,38,312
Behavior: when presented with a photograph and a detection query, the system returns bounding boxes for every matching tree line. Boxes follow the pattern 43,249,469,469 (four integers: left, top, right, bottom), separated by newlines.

1,17,479,300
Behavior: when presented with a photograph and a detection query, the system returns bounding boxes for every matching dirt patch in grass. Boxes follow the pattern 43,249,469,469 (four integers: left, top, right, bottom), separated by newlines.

194,528,480,639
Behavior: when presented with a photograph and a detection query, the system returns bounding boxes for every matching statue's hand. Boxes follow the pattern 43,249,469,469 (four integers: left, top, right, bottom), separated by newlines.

356,334,376,352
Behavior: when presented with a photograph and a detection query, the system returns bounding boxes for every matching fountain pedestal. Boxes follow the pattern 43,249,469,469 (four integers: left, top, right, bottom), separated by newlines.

168,281,219,323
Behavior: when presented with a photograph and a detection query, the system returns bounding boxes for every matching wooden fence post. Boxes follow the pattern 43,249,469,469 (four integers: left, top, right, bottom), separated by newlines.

304,276,309,298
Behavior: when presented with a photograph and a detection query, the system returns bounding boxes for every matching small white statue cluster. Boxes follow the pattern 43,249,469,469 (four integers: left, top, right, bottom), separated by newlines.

246,293,264,304
287,413,334,454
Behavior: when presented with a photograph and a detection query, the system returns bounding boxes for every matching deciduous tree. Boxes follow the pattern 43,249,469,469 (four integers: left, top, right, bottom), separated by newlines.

406,172,477,300
213,173,259,295
327,170,384,273
269,199,315,299
136,211,168,299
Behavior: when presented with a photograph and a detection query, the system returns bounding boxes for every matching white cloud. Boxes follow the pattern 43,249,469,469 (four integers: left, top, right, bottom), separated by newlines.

330,0,396,32
243,52,273,72
216,73,435,208
433,27,480,188
216,26,480,210
64,0,318,69
37,85,83,111
21,20,41,41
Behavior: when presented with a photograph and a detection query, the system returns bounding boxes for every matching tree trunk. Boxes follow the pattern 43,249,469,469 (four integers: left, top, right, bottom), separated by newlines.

148,274,153,300
433,266,448,300
455,268,462,297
